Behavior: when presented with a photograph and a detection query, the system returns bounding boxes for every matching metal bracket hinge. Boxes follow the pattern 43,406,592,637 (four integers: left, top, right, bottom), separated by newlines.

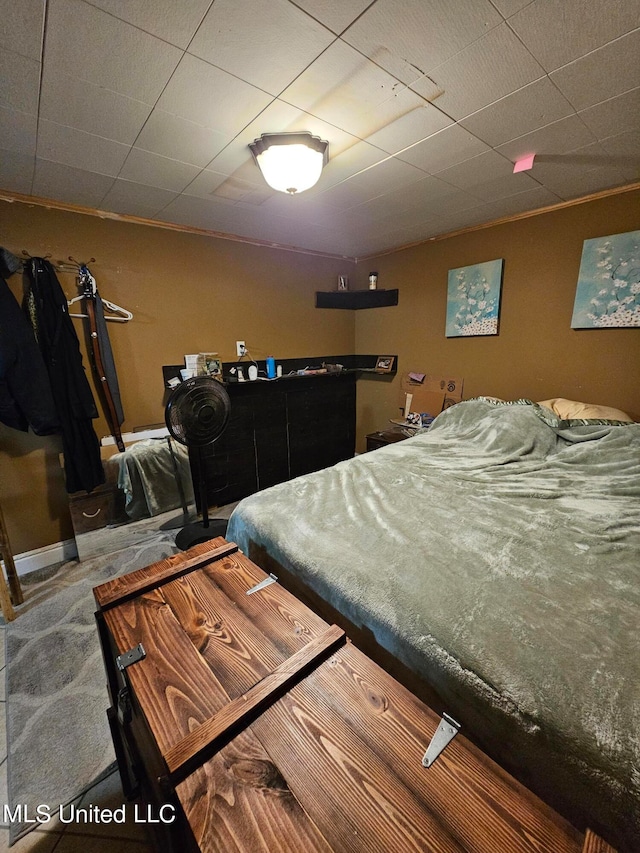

246,573,278,595
422,712,461,768
116,643,146,671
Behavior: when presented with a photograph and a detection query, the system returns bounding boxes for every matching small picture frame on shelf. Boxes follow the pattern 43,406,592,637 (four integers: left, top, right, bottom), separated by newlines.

375,355,395,373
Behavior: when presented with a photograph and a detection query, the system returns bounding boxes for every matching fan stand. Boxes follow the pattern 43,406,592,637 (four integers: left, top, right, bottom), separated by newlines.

159,436,193,531
174,446,228,550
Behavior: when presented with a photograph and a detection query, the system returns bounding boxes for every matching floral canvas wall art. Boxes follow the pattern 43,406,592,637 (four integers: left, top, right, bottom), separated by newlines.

446,258,503,337
571,230,640,328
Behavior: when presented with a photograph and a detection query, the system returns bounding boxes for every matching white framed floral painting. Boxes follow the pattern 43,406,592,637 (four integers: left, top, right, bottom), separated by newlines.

446,258,503,337
571,230,640,328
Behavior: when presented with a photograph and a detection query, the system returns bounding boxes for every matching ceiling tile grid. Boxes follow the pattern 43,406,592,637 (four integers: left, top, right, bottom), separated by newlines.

0,0,638,258
187,0,336,96
38,75,154,146
0,49,41,115
409,23,546,120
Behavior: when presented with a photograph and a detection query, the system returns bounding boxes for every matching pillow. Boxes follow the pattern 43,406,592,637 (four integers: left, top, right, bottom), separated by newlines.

537,398,634,423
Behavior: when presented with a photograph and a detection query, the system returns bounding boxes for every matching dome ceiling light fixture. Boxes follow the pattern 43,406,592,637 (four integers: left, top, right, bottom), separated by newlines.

248,132,329,195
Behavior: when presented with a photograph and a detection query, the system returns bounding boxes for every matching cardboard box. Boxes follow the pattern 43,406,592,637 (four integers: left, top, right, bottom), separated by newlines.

399,373,464,417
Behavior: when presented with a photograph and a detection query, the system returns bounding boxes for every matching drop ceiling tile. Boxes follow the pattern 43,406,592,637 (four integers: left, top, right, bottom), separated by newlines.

119,149,201,192
342,0,503,86
228,186,274,206
184,168,252,200
135,110,228,168
156,194,242,233
32,159,115,207
259,194,361,229
155,54,273,134
578,88,640,140
312,140,389,192
365,102,453,155
39,75,152,145
316,156,427,209
476,185,564,220
351,204,437,236
206,157,264,190
279,40,426,139
411,24,545,120
363,219,449,255
358,186,481,235
291,0,373,34
527,139,628,193
496,114,597,163
466,170,540,202
508,0,640,72
425,205,496,237
100,179,179,218
397,123,490,173
0,0,44,61
417,187,486,217
189,0,335,96
36,120,130,177
459,78,575,148
0,50,40,114
0,106,37,154
85,0,212,49
0,149,35,194
434,150,518,189
598,131,640,181
185,169,276,206
490,0,535,17
229,211,334,249
352,175,467,223
44,0,182,103
550,30,640,111
535,162,627,199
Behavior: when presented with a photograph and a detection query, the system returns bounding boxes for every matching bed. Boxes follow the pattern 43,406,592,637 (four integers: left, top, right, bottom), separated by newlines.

226,398,640,851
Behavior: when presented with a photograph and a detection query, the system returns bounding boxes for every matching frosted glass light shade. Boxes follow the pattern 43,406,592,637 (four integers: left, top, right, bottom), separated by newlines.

249,132,328,195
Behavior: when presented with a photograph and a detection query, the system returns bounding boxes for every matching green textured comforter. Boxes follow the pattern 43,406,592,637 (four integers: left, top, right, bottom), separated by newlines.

227,399,640,848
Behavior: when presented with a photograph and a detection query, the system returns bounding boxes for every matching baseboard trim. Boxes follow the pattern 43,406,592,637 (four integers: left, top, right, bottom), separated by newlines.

3,538,78,577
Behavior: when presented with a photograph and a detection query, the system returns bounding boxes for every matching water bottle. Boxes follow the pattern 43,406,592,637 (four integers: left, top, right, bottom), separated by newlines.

266,356,276,379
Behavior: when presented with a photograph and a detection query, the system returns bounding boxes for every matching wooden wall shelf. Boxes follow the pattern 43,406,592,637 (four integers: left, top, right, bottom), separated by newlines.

315,289,398,309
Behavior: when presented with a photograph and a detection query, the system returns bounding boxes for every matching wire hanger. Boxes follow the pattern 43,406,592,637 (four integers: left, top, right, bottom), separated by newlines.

66,257,133,323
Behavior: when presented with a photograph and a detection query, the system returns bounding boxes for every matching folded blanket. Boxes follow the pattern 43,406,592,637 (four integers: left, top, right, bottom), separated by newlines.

115,438,194,519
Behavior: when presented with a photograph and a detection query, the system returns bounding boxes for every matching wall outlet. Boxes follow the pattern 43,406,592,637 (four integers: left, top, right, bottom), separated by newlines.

236,340,246,357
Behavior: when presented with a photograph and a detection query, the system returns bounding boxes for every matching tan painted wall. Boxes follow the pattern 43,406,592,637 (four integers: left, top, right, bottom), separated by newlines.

353,189,640,449
2,189,639,555
0,200,355,554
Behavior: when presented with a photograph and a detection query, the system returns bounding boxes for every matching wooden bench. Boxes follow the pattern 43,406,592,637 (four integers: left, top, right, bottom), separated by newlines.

94,539,616,853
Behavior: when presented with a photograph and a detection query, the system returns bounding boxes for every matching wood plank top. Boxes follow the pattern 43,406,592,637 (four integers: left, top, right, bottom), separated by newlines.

97,541,615,853
164,624,346,779
582,830,618,853
94,539,238,609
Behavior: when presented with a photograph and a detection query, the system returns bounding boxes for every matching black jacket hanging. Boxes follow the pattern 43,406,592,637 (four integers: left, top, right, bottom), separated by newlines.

0,275,59,436
23,258,105,494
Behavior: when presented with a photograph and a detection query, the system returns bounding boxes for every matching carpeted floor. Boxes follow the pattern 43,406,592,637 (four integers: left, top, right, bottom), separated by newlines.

4,502,237,846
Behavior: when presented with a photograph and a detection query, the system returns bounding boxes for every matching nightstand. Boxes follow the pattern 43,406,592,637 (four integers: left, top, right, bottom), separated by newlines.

365,427,411,452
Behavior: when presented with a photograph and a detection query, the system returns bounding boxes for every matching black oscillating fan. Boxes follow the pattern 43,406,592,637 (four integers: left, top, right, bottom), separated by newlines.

165,375,231,551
